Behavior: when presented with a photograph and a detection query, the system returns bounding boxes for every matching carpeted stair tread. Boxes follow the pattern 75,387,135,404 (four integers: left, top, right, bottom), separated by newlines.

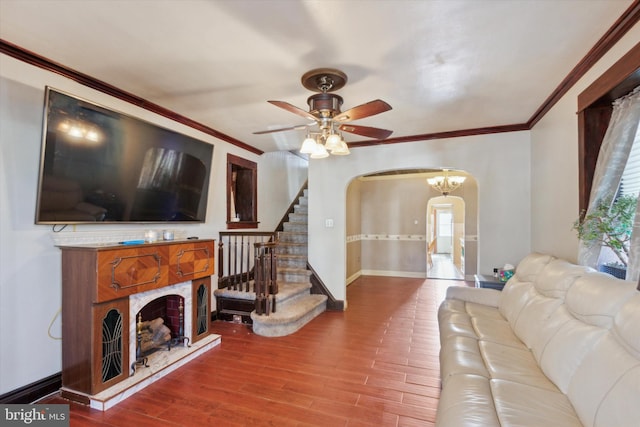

277,254,307,262
278,267,312,274
276,282,311,302
250,294,327,337
277,242,307,249
278,232,308,238
214,284,255,300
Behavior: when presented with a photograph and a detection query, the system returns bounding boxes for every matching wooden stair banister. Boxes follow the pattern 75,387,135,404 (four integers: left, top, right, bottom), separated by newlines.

216,231,275,323
217,231,275,291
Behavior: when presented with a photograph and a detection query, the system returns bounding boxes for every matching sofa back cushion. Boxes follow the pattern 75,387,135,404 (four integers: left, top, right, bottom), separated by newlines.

567,292,640,427
511,260,591,354
565,272,637,328
511,252,554,282
534,259,592,299
498,253,553,325
539,274,637,394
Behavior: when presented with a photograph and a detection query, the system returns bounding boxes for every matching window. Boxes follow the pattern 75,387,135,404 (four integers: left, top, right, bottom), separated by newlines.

577,43,640,211
620,127,640,198
578,56,640,280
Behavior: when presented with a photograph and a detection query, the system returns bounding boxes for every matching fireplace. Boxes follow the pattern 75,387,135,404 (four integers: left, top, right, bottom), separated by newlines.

58,239,220,410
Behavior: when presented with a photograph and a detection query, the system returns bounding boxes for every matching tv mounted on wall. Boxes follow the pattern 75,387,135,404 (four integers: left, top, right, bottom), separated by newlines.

35,87,214,224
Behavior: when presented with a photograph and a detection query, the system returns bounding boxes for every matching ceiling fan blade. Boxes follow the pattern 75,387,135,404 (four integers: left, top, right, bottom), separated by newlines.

253,124,309,135
334,99,392,122
339,124,393,139
268,100,317,121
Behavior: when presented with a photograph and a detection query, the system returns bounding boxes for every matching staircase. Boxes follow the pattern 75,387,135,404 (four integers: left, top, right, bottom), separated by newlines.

250,190,327,337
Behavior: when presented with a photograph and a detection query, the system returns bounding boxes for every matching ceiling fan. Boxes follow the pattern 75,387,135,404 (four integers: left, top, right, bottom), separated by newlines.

253,68,393,145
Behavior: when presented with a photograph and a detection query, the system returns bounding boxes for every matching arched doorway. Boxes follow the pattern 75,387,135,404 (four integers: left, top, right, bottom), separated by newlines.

345,169,477,283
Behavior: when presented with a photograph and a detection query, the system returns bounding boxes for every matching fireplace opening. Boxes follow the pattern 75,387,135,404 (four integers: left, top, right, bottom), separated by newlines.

132,294,190,374
139,294,183,338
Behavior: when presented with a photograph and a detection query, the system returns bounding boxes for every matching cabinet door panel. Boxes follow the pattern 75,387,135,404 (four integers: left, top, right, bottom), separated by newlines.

92,299,129,394
192,276,211,343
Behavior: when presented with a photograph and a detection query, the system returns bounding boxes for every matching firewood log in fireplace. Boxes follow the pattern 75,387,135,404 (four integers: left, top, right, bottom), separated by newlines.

139,317,171,353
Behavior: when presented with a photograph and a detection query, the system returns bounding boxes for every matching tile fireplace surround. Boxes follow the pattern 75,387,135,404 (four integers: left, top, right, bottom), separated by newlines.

54,231,219,410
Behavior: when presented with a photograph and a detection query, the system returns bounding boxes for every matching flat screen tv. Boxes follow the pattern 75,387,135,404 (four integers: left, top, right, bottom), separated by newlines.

35,87,214,224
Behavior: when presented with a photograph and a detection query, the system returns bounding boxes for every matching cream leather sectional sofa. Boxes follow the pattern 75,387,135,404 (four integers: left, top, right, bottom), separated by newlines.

436,253,640,427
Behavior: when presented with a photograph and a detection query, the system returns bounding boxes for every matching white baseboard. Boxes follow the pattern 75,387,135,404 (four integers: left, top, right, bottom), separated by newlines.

346,271,362,286
361,269,426,279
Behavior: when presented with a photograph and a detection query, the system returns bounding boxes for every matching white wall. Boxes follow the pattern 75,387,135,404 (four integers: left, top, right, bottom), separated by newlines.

0,54,305,395
257,151,308,231
308,132,532,304
530,23,640,262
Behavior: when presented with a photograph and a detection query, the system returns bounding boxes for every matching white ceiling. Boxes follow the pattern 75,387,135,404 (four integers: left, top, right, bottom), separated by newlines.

0,0,634,153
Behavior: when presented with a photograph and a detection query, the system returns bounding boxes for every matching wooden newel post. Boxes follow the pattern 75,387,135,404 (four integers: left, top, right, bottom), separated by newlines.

218,240,224,287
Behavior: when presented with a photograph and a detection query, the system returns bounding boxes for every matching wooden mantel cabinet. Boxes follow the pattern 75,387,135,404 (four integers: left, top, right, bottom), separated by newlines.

58,239,215,399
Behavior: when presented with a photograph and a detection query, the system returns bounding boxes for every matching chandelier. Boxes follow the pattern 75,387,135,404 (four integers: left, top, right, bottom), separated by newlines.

299,120,350,159
427,170,466,196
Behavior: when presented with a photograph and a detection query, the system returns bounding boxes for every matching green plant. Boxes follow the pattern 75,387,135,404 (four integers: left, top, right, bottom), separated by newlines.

573,195,637,267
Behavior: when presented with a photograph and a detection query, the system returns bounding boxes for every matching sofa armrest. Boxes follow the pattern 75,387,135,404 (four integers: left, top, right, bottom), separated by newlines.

445,286,501,308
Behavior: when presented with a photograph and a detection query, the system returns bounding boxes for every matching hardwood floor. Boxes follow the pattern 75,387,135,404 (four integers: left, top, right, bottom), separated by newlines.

427,254,464,280
41,276,470,426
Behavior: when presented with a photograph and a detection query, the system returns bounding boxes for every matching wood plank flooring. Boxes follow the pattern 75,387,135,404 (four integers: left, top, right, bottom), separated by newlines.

427,254,464,280
41,276,470,426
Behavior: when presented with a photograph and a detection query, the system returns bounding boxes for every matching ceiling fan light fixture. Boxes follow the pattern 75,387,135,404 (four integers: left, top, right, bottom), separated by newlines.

324,133,342,151
300,136,316,154
330,140,350,155
257,68,392,155
310,142,329,159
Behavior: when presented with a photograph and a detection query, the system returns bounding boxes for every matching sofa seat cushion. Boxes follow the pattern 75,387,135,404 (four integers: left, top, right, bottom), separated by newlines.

437,376,584,427
480,341,558,391
439,336,489,385
465,302,505,320
436,374,501,427
439,299,525,349
491,380,583,427
438,310,478,342
472,316,526,350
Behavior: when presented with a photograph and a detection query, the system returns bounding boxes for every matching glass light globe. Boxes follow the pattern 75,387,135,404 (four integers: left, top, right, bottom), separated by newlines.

300,137,316,154
310,143,329,159
331,140,350,155
324,133,342,151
